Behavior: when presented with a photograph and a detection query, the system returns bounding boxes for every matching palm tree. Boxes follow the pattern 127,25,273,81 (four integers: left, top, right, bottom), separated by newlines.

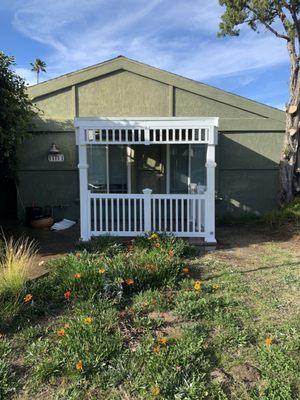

30,59,47,84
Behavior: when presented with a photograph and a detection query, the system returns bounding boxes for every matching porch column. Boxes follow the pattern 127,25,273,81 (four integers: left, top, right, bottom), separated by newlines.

205,144,217,243
78,141,90,241
142,188,152,232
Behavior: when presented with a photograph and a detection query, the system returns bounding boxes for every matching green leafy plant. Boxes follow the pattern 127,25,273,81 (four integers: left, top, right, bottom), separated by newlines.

263,198,300,228
0,52,36,180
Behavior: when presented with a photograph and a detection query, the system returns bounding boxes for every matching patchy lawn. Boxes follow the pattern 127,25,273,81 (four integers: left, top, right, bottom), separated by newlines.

0,229,299,399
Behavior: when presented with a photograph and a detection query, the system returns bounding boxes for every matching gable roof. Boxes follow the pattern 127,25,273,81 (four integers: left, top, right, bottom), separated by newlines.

27,55,285,124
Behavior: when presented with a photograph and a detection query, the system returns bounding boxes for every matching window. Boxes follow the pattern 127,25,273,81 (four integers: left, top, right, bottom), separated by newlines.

190,144,207,188
169,144,207,193
170,145,189,193
87,145,127,193
109,145,127,193
87,145,107,192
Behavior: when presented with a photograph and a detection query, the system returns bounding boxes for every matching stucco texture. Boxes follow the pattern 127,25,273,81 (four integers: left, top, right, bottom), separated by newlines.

18,57,285,222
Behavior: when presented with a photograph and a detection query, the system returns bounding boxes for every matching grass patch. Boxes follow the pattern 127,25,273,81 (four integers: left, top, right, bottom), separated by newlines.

0,232,299,399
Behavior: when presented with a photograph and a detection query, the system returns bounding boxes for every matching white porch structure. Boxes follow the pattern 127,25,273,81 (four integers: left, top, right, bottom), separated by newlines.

75,117,218,243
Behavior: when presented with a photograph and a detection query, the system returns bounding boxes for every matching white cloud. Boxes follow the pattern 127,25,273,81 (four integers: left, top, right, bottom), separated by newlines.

272,103,286,110
15,68,37,86
8,0,288,88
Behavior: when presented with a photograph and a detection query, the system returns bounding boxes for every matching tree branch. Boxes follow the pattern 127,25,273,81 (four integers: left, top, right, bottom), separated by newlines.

245,4,290,41
282,1,300,52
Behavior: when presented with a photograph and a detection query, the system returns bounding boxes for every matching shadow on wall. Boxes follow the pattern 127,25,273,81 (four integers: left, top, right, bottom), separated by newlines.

16,116,282,223
216,134,281,219
16,117,79,223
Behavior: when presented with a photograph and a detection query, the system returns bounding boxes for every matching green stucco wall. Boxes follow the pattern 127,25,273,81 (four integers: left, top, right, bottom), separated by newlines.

18,64,285,222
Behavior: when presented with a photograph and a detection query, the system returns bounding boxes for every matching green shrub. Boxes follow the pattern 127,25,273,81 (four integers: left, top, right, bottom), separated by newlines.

76,235,124,256
264,198,300,228
134,232,196,258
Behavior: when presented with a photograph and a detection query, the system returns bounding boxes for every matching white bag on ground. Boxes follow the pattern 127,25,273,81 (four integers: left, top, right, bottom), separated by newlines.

51,219,76,231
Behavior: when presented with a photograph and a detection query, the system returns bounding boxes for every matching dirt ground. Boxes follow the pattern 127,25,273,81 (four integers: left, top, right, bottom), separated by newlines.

1,217,299,279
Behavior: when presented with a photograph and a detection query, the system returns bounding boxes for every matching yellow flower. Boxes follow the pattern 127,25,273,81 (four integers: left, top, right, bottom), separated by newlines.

74,273,81,279
212,283,220,290
149,233,158,240
152,346,160,353
151,386,160,396
125,278,135,285
182,267,189,274
76,360,83,370
83,317,93,325
158,337,168,345
194,280,202,291
265,337,273,347
57,328,65,337
24,294,33,303
98,268,106,274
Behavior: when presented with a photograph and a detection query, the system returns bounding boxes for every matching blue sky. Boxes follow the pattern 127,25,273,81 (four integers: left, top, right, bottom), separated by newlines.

0,0,290,109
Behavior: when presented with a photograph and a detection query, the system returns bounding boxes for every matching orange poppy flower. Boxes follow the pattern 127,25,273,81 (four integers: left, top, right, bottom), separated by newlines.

64,290,71,300
83,317,93,325
265,337,273,347
182,267,189,274
57,328,65,337
76,360,83,370
24,293,33,303
158,337,168,345
153,346,160,353
74,273,81,279
151,386,160,396
98,268,106,274
75,252,81,258
125,278,134,285
155,242,160,248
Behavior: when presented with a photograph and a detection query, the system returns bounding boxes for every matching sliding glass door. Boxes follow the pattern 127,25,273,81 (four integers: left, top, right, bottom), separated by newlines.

169,144,207,193
87,144,207,195
87,145,128,193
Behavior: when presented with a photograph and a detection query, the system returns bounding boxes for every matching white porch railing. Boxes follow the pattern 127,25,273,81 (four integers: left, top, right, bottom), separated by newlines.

89,190,209,239
76,117,218,243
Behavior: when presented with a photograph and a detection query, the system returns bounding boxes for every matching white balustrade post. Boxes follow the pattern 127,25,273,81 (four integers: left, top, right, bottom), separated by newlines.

205,144,217,243
142,188,152,233
78,139,91,241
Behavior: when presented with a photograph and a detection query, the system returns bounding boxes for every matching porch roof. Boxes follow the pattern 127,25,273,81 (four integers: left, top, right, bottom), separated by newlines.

75,117,219,145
